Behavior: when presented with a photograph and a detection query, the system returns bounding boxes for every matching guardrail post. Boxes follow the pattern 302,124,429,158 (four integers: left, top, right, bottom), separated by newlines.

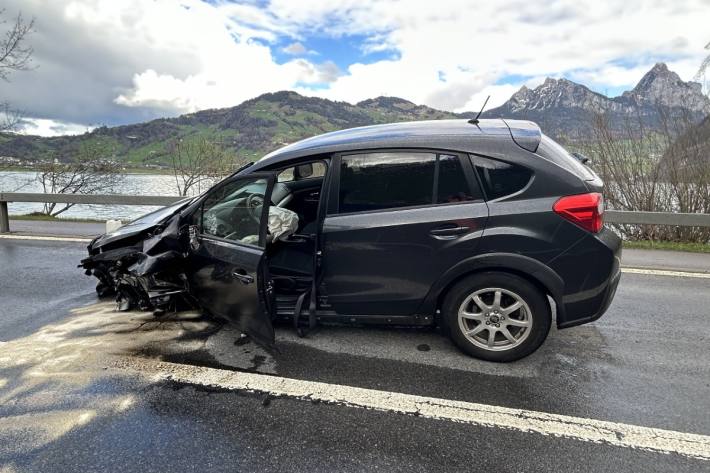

0,200,9,233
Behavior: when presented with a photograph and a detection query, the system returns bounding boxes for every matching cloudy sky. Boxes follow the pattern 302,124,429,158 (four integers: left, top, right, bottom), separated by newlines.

3,0,709,136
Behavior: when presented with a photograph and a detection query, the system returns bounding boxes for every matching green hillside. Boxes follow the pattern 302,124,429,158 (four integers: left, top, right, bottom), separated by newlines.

1,91,457,165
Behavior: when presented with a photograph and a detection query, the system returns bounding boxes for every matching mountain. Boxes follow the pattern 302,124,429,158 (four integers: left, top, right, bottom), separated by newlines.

619,63,708,112
664,115,710,167
0,63,707,165
0,92,457,166
482,63,710,138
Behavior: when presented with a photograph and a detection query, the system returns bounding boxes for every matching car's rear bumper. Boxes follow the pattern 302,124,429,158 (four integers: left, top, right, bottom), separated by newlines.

551,227,622,329
557,263,620,328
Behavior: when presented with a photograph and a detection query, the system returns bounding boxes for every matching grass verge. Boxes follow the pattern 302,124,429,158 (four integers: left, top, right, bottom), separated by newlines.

623,240,710,253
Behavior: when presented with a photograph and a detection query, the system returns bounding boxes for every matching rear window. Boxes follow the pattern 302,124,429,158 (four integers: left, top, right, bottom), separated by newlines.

536,135,596,181
471,156,532,200
338,152,481,213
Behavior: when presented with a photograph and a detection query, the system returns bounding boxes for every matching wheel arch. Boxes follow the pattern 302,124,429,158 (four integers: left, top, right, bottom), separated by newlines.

421,252,565,323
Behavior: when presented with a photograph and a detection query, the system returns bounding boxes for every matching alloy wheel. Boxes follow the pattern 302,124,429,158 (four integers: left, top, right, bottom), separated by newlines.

457,287,533,352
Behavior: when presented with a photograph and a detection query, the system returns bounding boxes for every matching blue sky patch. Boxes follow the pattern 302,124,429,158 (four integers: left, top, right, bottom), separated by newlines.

272,33,400,70
495,74,534,85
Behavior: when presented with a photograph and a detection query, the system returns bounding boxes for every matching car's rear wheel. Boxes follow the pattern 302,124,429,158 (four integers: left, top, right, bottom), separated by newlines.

442,272,551,362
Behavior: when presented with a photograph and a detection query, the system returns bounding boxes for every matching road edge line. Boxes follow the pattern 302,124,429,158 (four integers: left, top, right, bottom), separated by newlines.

621,267,710,279
113,356,710,460
0,234,92,243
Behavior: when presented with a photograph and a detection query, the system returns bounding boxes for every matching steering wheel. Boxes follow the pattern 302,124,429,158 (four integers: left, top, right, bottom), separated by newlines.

246,193,265,223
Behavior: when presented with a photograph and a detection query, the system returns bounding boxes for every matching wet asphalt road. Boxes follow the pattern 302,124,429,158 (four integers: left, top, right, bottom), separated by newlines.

0,239,97,341
1,238,710,472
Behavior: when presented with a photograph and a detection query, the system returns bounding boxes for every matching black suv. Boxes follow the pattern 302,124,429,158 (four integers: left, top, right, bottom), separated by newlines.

81,119,621,362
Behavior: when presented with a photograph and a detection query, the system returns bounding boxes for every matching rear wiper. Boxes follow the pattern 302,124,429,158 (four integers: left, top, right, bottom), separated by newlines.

571,152,590,165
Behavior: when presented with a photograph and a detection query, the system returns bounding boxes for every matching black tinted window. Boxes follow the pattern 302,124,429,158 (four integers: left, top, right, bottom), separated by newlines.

471,156,532,200
437,154,481,203
338,152,480,213
339,152,436,213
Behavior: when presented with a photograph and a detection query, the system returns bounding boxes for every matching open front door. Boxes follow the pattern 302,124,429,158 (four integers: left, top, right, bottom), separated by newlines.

186,173,276,346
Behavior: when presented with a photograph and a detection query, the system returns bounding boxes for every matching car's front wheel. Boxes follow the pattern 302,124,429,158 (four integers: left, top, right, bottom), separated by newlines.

442,272,551,362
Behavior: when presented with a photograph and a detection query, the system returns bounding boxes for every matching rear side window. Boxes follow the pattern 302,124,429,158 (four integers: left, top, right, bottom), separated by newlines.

437,154,477,203
471,156,532,200
338,152,481,213
537,135,596,181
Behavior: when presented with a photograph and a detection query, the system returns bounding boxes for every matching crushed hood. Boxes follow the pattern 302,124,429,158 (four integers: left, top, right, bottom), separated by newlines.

91,198,193,250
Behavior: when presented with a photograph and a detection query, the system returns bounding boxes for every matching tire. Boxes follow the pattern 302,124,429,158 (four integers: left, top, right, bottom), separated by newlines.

442,272,551,362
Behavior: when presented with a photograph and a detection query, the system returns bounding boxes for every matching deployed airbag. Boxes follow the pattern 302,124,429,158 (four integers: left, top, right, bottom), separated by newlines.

268,206,299,241
242,206,300,245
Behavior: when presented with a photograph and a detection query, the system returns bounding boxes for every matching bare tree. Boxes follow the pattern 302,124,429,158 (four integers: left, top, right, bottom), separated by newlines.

0,10,33,79
576,104,710,243
35,142,123,216
0,101,21,132
0,9,34,181
0,10,33,134
168,138,243,196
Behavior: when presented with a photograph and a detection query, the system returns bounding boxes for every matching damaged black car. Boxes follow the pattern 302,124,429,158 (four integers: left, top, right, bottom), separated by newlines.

81,119,621,362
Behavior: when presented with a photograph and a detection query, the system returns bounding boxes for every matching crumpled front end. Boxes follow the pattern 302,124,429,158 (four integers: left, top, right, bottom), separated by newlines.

80,205,301,315
80,215,193,313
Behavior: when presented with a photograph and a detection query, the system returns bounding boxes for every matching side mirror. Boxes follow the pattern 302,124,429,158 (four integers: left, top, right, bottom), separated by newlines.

294,163,314,180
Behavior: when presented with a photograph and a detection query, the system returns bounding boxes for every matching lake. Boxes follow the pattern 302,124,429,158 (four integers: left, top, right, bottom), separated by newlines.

0,171,210,221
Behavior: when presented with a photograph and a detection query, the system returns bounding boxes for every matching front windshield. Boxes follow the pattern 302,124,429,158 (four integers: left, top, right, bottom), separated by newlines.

201,177,269,245
219,181,268,203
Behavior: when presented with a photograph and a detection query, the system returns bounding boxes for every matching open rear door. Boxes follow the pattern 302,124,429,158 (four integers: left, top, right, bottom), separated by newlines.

186,173,276,346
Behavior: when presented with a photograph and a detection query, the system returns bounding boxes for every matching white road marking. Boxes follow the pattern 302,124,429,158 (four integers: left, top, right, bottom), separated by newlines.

622,267,710,279
0,234,92,243
115,356,710,460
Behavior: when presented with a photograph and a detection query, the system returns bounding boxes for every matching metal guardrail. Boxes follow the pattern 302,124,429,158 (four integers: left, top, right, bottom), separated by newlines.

0,192,184,233
605,210,710,227
0,192,709,234
0,192,183,206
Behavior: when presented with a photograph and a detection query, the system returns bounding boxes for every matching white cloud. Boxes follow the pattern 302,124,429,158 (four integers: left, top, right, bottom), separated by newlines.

457,84,523,113
103,0,333,112
276,0,710,109
282,41,308,55
3,0,709,134
1,0,337,122
289,59,341,84
19,118,93,137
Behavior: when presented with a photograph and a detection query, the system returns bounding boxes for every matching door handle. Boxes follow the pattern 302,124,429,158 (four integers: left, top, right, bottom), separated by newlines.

429,225,470,237
232,270,255,285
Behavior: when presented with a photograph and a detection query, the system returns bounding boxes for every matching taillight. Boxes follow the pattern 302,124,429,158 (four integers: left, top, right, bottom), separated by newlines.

553,193,604,233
